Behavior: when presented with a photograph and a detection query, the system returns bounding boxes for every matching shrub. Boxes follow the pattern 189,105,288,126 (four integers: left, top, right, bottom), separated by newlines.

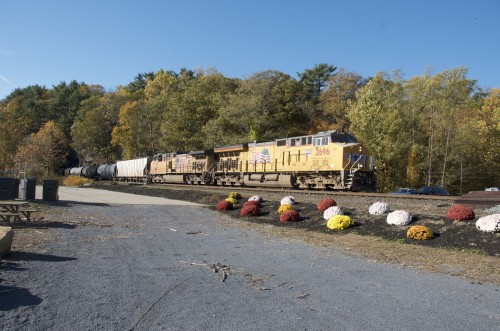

446,205,475,221
248,195,263,202
244,200,261,208
369,202,390,215
63,175,92,187
216,200,233,211
225,197,237,205
326,215,353,230
279,210,301,222
323,206,343,220
407,225,434,240
280,196,295,205
228,192,242,200
475,214,500,233
277,204,294,214
240,204,260,217
317,198,336,211
387,210,412,225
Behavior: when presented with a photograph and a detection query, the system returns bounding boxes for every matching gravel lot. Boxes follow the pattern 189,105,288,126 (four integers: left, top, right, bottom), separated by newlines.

1,186,499,330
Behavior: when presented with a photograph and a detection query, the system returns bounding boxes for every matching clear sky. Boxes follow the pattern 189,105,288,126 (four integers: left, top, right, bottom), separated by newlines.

1,0,499,99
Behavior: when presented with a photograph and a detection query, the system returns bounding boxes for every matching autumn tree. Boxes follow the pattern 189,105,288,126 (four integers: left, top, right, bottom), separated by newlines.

404,67,478,191
0,85,51,171
454,88,500,192
319,68,365,131
348,72,412,191
14,121,68,177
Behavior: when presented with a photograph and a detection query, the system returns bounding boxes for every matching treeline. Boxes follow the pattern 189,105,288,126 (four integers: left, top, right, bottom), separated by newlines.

0,65,498,194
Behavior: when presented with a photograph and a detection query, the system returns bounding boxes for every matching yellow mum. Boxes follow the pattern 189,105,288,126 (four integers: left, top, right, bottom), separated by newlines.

407,225,434,240
277,204,294,214
225,197,237,205
228,192,242,199
327,215,353,230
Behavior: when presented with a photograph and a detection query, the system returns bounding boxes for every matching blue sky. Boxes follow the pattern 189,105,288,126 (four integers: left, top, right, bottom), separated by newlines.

1,0,499,99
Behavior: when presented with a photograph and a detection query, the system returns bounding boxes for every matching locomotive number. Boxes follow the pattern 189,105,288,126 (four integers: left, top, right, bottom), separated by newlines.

315,148,330,156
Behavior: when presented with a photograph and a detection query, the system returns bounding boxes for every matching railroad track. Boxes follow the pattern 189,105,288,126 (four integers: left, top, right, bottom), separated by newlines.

107,182,500,210
108,181,456,203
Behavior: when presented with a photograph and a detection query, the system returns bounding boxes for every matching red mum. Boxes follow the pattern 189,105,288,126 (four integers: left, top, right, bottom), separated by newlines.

244,200,261,208
446,205,475,221
240,204,261,217
216,200,233,211
279,210,301,222
317,198,336,211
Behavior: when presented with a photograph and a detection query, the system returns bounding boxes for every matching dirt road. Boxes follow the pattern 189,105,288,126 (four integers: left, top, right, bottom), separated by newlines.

1,188,499,330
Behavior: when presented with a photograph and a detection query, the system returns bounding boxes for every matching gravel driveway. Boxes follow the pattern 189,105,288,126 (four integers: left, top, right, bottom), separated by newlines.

1,188,499,330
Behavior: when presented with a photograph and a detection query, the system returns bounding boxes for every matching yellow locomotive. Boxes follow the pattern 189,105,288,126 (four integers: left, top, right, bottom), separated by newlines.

150,130,376,191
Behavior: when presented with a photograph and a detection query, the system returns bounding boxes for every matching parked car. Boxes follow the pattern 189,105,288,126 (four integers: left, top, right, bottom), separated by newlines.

485,187,499,191
389,188,416,194
413,186,449,196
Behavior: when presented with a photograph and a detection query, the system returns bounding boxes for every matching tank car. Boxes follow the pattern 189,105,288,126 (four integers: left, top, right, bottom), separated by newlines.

96,164,116,180
81,165,98,179
69,167,83,176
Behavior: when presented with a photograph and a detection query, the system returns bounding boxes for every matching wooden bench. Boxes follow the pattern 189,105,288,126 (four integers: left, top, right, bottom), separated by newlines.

18,209,37,222
0,212,21,223
0,209,38,223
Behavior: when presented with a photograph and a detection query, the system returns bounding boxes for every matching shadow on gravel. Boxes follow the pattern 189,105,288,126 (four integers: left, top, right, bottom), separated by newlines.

33,201,111,208
3,221,76,230
0,285,43,311
3,251,77,263
0,261,28,272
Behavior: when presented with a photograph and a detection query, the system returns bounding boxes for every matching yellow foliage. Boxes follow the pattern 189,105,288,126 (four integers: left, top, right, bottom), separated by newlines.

63,176,93,187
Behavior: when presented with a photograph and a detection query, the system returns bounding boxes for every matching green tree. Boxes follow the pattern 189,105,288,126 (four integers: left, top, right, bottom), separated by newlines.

162,72,238,151
49,80,97,137
71,92,125,164
298,63,337,104
202,70,309,146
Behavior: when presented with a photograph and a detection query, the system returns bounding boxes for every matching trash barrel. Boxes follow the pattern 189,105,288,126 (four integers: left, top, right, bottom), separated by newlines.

42,180,59,201
12,178,20,199
19,178,37,200
0,177,16,200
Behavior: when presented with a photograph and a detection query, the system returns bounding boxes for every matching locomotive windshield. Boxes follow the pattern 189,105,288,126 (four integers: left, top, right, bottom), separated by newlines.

330,131,357,143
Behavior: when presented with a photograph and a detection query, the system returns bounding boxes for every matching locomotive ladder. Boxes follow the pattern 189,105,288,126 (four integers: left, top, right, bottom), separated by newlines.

202,163,218,184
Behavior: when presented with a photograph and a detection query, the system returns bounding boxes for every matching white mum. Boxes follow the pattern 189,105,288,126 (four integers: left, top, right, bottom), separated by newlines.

387,210,412,225
248,195,263,202
369,202,390,215
323,206,344,220
475,214,500,233
281,196,295,205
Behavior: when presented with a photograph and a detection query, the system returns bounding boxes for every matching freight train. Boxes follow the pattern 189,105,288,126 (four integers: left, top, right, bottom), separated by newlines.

67,130,376,191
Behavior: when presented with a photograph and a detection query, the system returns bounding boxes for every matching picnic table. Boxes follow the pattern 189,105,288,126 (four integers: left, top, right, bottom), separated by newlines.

0,201,37,222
